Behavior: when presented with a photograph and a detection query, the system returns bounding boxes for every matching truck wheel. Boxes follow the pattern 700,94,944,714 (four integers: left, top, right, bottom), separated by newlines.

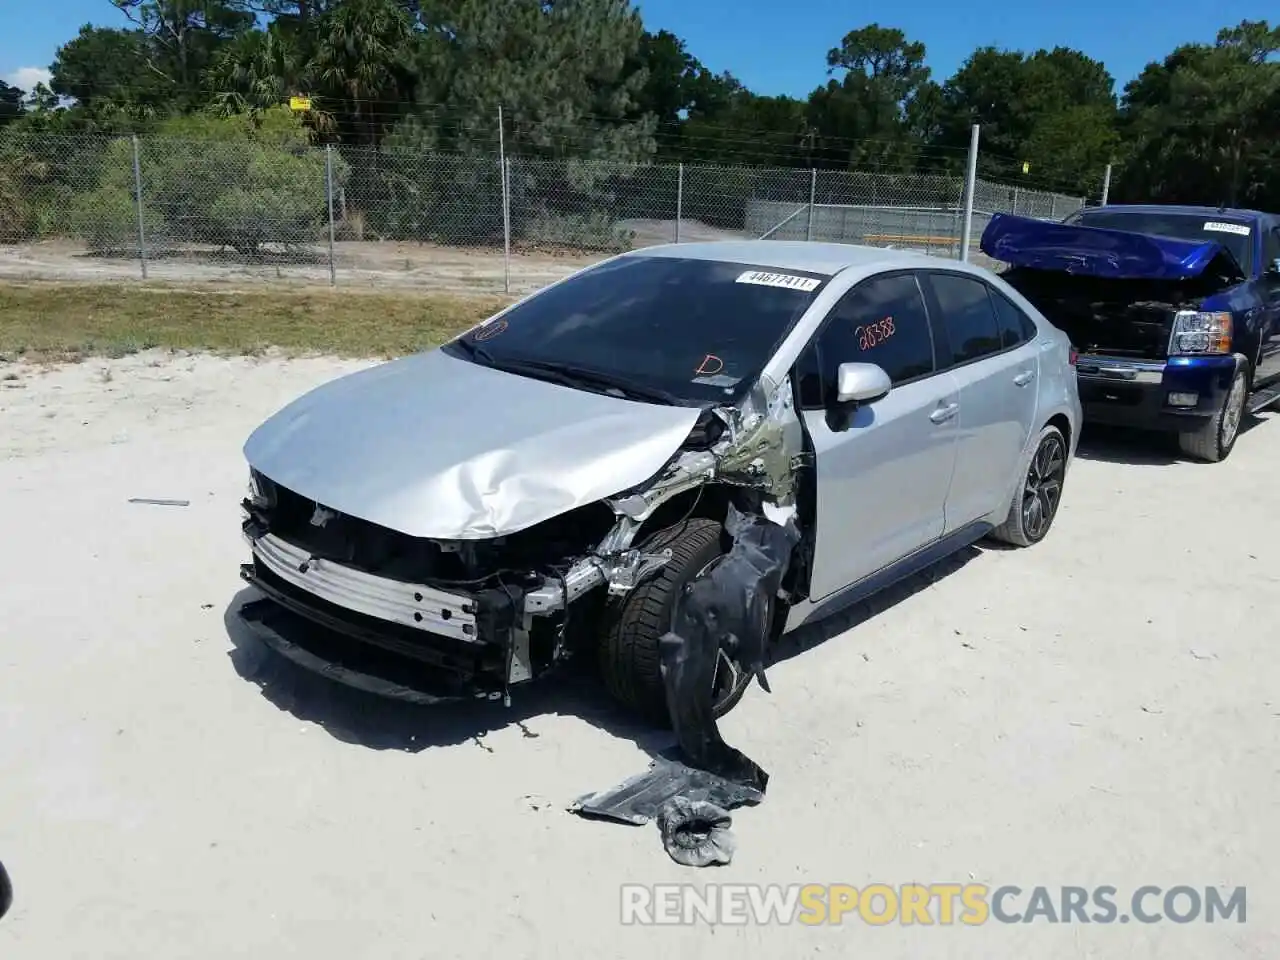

1178,368,1247,463
598,516,753,725
990,423,1068,547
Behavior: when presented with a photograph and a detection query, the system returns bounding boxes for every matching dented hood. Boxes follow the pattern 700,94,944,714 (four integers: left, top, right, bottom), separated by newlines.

980,213,1246,282
243,349,703,539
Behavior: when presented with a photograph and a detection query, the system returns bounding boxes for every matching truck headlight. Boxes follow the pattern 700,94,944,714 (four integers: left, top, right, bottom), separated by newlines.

1169,311,1232,355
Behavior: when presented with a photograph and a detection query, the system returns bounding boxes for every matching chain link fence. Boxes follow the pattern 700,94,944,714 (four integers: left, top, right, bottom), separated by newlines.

0,130,1086,295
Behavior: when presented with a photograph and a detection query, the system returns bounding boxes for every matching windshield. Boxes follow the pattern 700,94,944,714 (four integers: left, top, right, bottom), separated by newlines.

441,255,829,405
1066,209,1254,274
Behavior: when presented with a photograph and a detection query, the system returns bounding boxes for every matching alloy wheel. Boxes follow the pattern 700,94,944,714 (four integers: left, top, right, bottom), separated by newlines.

1220,374,1247,449
1021,434,1066,541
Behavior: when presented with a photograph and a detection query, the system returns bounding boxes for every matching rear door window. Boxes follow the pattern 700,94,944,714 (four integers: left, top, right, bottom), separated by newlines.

928,273,1004,365
990,289,1038,349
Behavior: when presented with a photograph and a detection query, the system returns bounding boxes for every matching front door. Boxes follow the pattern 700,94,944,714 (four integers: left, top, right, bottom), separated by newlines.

798,272,961,603
921,272,1040,531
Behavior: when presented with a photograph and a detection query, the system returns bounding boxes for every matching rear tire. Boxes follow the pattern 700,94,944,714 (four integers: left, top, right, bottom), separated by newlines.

1178,368,1247,463
598,516,753,725
990,423,1068,547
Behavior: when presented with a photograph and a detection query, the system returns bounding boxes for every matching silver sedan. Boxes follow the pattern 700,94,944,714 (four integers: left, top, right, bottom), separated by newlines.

236,241,1081,721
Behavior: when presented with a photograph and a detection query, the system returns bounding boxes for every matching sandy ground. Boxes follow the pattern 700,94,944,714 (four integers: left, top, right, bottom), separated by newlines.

0,230,999,297
0,240,601,297
1,350,1277,959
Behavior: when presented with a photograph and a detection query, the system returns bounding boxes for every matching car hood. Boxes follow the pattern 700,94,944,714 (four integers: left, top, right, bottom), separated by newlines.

243,349,704,540
980,213,1246,282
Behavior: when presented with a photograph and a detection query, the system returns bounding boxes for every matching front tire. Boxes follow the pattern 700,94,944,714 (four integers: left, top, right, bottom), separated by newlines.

598,516,754,724
991,423,1068,547
1178,367,1247,463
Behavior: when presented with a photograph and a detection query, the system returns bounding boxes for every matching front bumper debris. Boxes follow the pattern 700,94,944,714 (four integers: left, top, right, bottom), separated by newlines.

250,531,479,642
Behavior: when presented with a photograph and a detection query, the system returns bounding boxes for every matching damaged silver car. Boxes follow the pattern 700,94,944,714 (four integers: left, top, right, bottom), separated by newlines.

237,241,1081,720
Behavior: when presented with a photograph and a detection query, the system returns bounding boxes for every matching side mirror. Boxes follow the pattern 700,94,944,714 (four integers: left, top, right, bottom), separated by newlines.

0,860,11,920
836,362,891,405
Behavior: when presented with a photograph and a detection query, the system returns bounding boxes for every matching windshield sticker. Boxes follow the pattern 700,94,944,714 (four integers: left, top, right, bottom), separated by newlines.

735,270,821,292
473,318,508,341
856,316,896,350
693,353,724,377
1203,221,1251,237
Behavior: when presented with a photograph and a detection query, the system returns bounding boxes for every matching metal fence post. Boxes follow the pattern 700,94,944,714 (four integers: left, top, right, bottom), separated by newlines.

806,168,816,241
131,135,148,280
498,106,511,294
1100,162,1113,206
675,162,683,243
325,144,336,286
958,124,980,262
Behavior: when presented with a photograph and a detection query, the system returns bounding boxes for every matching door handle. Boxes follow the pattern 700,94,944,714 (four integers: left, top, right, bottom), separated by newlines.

930,402,959,424
1013,370,1036,386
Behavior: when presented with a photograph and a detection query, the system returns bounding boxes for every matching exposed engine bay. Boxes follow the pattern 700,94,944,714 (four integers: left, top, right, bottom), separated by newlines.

1001,264,1235,360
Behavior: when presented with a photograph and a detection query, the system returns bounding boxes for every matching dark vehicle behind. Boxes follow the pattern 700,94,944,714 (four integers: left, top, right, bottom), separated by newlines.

981,205,1280,461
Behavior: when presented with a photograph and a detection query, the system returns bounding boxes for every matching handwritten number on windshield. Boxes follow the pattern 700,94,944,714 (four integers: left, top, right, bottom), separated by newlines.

856,316,895,351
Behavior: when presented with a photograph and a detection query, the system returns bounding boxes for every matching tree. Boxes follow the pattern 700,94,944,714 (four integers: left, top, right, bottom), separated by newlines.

1115,20,1280,207
51,25,173,117
309,0,417,144
933,44,1117,193
110,0,254,104
0,82,23,126
67,106,344,254
409,0,654,162
805,25,934,170
207,21,310,115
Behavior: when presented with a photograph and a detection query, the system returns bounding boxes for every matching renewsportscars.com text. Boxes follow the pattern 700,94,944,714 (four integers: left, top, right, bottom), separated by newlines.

620,883,1247,926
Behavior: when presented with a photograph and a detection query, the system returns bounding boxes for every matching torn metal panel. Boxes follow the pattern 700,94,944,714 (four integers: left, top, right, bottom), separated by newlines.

243,349,702,540
710,374,806,505
606,450,719,523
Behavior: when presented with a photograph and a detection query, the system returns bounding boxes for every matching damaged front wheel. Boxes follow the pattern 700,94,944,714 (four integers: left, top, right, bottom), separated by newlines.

599,517,753,724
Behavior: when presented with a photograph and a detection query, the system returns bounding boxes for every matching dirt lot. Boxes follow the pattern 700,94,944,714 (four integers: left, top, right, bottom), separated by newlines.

0,239,600,297
1,351,1277,958
0,233,1000,298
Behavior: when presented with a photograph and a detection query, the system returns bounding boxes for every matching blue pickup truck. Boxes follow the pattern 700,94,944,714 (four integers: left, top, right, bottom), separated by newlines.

981,205,1280,461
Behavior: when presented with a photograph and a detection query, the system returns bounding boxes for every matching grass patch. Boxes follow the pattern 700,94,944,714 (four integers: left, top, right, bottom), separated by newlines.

0,282,510,361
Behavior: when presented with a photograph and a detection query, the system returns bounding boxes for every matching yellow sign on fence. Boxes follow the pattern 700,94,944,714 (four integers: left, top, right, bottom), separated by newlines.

289,96,312,112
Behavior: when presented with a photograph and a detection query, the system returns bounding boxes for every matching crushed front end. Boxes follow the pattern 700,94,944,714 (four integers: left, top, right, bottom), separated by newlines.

238,469,639,703
235,369,812,710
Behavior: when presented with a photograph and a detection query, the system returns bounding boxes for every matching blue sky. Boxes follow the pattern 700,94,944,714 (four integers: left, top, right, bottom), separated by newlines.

1,0,1271,98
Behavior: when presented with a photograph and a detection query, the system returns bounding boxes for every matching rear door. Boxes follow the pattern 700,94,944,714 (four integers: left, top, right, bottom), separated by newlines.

921,271,1040,533
797,272,961,602
1254,225,1280,385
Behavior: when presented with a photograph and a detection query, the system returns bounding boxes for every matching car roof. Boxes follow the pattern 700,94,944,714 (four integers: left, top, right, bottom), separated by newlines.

624,240,959,277
1083,203,1277,226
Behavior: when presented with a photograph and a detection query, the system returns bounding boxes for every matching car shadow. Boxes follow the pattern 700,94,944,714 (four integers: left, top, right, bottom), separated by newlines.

1073,413,1272,466
769,544,981,668
1072,424,1184,465
222,588,674,756
222,540,989,755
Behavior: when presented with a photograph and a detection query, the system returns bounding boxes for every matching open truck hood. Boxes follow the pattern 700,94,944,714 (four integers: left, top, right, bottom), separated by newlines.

980,213,1246,282
243,349,703,540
